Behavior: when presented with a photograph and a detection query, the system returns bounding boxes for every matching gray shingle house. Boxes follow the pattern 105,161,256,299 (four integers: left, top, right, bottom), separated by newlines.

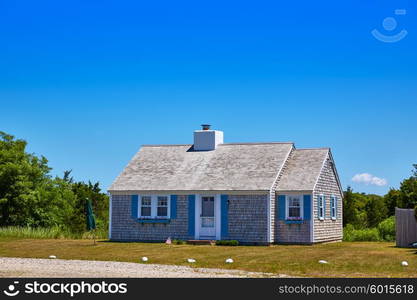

108,126,343,245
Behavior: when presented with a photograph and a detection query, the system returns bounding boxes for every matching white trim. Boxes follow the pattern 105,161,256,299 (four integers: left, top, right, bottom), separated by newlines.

268,145,295,243
108,193,112,240
310,194,314,243
267,192,271,243
328,150,344,198
330,194,337,220
276,189,313,193
195,195,201,239
195,194,221,240
285,194,304,220
109,190,269,195
318,194,325,221
138,195,171,219
138,195,152,218
312,151,329,192
215,195,221,240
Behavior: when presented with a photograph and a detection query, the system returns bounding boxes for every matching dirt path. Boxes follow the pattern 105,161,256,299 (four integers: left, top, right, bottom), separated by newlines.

0,257,289,278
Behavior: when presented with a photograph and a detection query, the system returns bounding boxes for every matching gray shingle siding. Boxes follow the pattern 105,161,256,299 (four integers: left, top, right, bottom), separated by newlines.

227,194,269,244
273,192,312,244
276,220,311,244
111,193,270,244
110,195,191,241
313,155,343,243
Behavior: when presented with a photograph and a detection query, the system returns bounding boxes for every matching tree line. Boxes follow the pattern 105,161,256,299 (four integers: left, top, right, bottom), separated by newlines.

0,131,108,235
342,165,417,241
343,165,417,228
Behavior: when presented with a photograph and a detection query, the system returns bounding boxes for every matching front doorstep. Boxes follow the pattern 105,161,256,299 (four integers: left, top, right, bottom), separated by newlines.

186,240,216,246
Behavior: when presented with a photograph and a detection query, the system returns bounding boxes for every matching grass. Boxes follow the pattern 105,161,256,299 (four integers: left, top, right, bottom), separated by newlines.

0,226,107,240
0,237,416,277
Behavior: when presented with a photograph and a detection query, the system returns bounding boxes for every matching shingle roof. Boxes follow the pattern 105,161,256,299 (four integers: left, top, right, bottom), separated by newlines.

276,148,329,191
109,143,294,191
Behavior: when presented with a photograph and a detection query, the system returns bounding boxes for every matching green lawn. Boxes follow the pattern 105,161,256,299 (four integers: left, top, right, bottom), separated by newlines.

0,238,416,277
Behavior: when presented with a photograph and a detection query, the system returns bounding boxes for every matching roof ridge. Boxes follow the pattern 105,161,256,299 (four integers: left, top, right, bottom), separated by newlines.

142,144,192,147
221,142,294,145
295,147,330,151
141,142,294,147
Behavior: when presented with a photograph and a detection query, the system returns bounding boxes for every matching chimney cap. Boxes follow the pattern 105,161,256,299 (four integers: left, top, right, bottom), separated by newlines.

201,124,211,131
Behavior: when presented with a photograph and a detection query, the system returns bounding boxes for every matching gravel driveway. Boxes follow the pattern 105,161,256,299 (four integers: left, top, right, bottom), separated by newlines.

0,257,288,278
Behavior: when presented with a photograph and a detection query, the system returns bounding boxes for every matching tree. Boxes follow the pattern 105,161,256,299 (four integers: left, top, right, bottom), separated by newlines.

365,195,387,227
343,186,359,227
0,131,108,234
69,175,108,234
0,131,51,226
384,188,402,216
398,165,417,209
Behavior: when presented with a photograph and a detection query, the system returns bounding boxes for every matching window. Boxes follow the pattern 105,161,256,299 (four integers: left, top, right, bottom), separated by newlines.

330,195,337,220
139,195,170,219
286,195,303,220
157,196,168,217
318,195,324,220
141,196,152,217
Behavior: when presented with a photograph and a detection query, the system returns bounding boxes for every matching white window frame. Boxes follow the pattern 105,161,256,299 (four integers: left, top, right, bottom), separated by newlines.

138,195,171,219
156,195,169,219
330,195,337,220
285,195,304,220
318,194,325,221
139,195,152,218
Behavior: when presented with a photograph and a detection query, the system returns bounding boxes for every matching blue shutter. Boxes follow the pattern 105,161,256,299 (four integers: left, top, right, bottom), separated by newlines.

323,195,326,219
303,195,311,220
221,195,229,239
334,196,338,219
188,195,195,237
131,195,138,219
278,195,286,220
170,195,177,219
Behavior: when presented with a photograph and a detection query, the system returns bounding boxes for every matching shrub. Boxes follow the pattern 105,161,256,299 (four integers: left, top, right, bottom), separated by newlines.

172,239,186,245
216,240,239,246
377,216,395,242
343,224,381,242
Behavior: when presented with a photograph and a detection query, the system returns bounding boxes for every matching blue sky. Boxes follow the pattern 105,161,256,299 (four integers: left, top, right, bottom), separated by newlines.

1,0,416,195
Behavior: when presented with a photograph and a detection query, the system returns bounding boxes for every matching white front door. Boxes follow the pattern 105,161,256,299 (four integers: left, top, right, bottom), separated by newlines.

199,196,216,238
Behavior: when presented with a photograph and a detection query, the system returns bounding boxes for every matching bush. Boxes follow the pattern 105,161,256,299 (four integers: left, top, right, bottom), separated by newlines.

172,239,186,245
377,216,395,242
216,240,239,246
343,224,381,242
